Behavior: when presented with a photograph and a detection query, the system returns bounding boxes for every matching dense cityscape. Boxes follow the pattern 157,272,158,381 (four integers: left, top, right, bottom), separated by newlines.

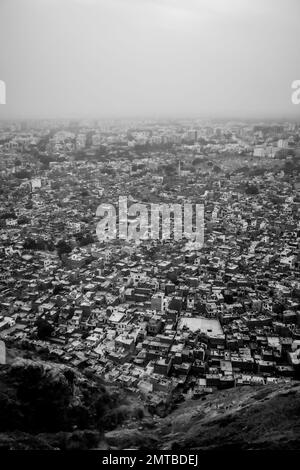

0,118,299,414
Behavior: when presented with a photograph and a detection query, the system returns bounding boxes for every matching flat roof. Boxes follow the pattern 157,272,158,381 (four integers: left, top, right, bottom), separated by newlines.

178,316,223,336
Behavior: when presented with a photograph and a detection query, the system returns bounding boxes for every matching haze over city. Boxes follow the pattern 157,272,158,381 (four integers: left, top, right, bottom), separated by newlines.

1,0,300,457
0,0,300,120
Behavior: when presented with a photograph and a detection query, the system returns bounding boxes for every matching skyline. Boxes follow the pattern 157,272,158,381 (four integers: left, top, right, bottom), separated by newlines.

1,0,300,120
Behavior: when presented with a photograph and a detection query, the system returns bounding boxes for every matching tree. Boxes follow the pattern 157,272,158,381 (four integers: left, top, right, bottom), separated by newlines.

18,215,30,225
76,232,94,247
15,169,31,179
56,240,72,258
245,184,259,195
167,271,178,284
36,318,54,340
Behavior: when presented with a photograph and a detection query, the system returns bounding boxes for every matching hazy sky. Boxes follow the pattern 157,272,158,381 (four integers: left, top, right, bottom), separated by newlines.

0,0,300,119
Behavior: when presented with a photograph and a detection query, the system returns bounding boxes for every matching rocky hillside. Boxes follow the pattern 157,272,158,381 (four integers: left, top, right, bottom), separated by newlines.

0,356,146,450
157,382,300,450
0,353,299,450
102,382,300,451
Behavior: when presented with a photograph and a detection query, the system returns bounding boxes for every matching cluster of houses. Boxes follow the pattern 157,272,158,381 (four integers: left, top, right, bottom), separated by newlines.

0,119,299,408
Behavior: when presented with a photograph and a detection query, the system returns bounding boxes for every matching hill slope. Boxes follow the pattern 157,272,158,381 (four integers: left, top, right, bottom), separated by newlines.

0,357,146,450
0,355,299,450
156,383,300,450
